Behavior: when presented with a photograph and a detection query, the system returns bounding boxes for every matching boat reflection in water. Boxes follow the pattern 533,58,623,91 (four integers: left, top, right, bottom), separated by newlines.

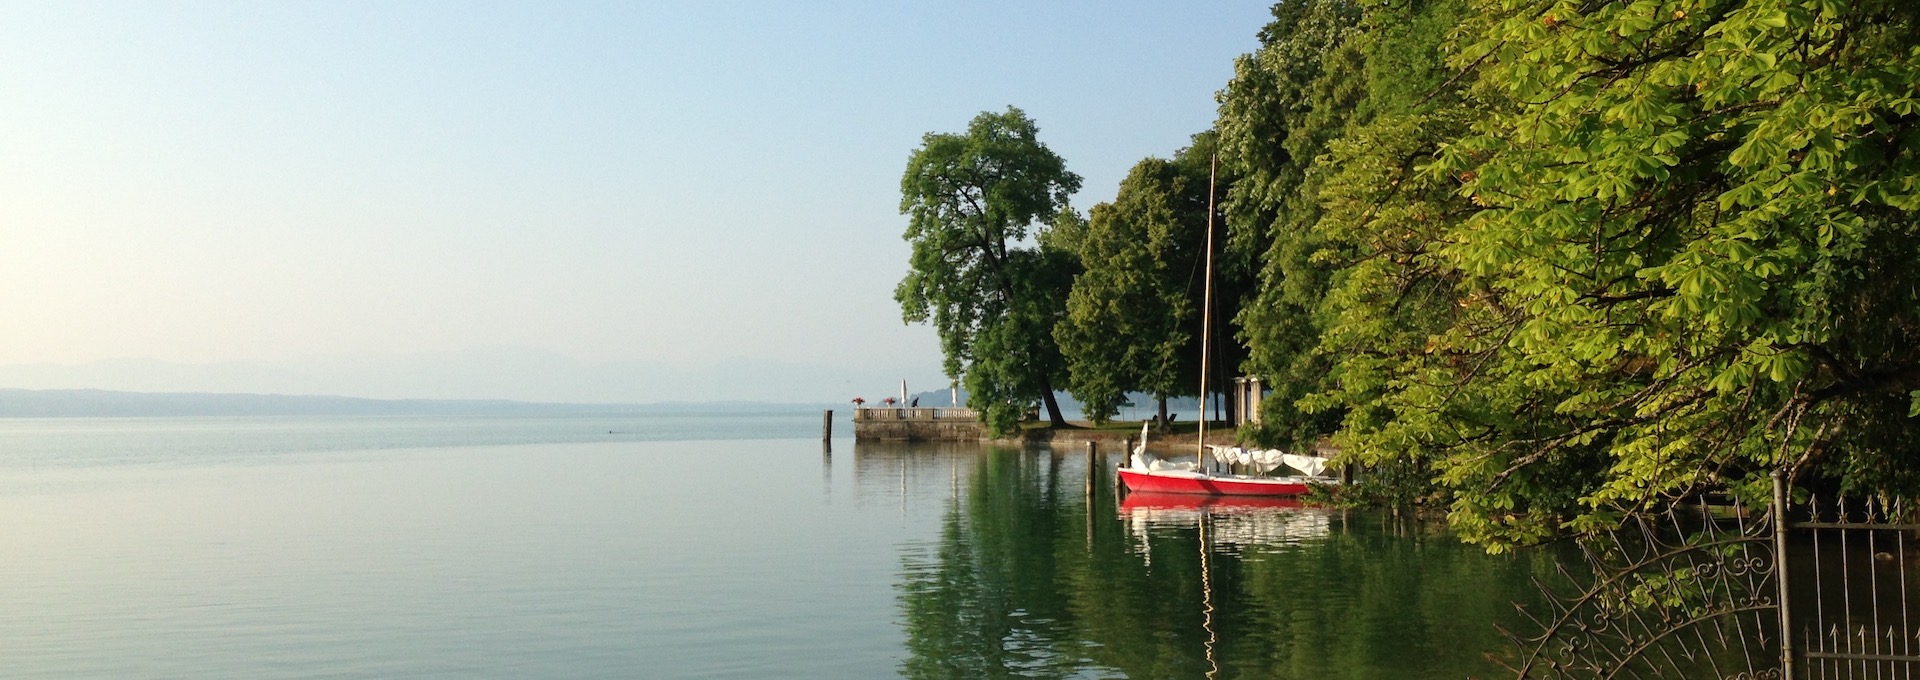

1119,492,1332,561
883,442,1558,680
1119,492,1346,679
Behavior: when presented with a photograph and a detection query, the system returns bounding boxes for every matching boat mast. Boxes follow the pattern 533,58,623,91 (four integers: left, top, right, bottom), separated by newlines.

1197,153,1217,466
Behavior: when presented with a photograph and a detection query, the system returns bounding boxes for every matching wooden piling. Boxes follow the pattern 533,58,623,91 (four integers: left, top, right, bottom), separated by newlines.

1084,441,1097,513
822,409,833,440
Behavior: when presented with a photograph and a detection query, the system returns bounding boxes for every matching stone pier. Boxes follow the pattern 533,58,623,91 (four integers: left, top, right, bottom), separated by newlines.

851,407,984,441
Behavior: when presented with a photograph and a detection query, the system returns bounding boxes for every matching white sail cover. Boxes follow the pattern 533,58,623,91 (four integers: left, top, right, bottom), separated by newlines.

1281,453,1330,477
1132,449,1196,472
1207,445,1282,473
1131,422,1199,472
1207,446,1336,477
1130,422,1150,470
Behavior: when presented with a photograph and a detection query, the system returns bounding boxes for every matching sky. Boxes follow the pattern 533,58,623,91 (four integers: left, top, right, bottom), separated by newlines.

0,1,1276,403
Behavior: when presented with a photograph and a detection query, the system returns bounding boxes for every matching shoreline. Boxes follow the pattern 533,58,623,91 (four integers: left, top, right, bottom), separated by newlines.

987,423,1240,449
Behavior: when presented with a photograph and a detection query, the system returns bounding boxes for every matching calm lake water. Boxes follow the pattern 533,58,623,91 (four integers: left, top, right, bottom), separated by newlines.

0,414,1558,678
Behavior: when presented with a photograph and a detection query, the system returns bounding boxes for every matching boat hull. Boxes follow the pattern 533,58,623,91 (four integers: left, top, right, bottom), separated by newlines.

1120,492,1303,511
1117,467,1313,497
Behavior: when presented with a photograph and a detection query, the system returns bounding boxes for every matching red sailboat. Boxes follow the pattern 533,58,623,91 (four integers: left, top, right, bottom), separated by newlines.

1116,155,1336,498
1116,421,1331,496
1117,465,1315,497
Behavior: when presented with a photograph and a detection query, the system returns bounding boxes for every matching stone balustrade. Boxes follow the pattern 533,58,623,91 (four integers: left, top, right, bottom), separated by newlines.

852,407,977,421
851,407,982,440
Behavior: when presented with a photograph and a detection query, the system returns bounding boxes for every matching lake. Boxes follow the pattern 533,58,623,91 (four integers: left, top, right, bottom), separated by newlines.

0,413,1557,678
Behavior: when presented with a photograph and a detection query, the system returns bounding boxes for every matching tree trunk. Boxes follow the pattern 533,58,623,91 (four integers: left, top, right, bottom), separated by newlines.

1156,395,1170,433
1038,374,1067,427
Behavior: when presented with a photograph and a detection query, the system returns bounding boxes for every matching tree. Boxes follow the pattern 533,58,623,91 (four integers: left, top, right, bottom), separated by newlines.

1330,0,1920,547
1215,0,1365,448
1253,0,1479,508
897,107,1083,433
1056,145,1214,425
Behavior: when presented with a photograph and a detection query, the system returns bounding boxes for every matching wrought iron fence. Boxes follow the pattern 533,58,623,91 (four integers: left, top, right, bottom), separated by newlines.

1498,473,1919,680
1495,497,1784,679
1790,494,1919,678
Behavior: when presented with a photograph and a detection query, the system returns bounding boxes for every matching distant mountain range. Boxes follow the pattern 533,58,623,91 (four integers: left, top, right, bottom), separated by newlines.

0,347,945,405
0,388,827,418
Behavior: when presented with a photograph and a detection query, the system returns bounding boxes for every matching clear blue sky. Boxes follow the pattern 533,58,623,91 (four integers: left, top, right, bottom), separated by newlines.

0,1,1275,402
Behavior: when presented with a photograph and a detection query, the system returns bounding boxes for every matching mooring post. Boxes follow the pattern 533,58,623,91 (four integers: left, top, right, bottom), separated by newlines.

822,409,833,440
1084,441,1097,512
1772,469,1794,678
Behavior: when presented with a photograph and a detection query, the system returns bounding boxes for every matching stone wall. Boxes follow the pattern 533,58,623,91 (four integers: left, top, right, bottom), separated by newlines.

852,407,985,441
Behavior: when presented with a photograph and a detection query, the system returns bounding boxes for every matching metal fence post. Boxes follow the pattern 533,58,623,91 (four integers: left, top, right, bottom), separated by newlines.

1774,469,1795,679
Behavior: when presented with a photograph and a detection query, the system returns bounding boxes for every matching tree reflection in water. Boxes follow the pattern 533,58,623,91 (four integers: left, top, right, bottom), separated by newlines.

879,443,1563,679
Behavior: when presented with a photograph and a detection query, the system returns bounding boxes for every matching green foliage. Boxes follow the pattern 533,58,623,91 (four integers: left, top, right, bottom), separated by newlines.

1219,0,1462,451
1055,145,1213,424
1289,0,1486,520
897,107,1084,434
1324,0,1920,547
897,0,1920,549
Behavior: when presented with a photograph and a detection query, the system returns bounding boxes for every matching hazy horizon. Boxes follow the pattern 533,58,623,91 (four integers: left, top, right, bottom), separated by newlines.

1,2,1271,403
0,345,945,404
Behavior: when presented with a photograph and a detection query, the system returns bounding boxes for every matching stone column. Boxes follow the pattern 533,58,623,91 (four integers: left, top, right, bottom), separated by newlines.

1239,378,1248,425
1244,376,1259,424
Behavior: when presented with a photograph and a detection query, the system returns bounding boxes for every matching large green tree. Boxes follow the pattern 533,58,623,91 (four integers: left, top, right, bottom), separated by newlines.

1215,0,1365,448
1056,142,1216,425
897,107,1083,433
1325,0,1920,547
1291,0,1481,509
